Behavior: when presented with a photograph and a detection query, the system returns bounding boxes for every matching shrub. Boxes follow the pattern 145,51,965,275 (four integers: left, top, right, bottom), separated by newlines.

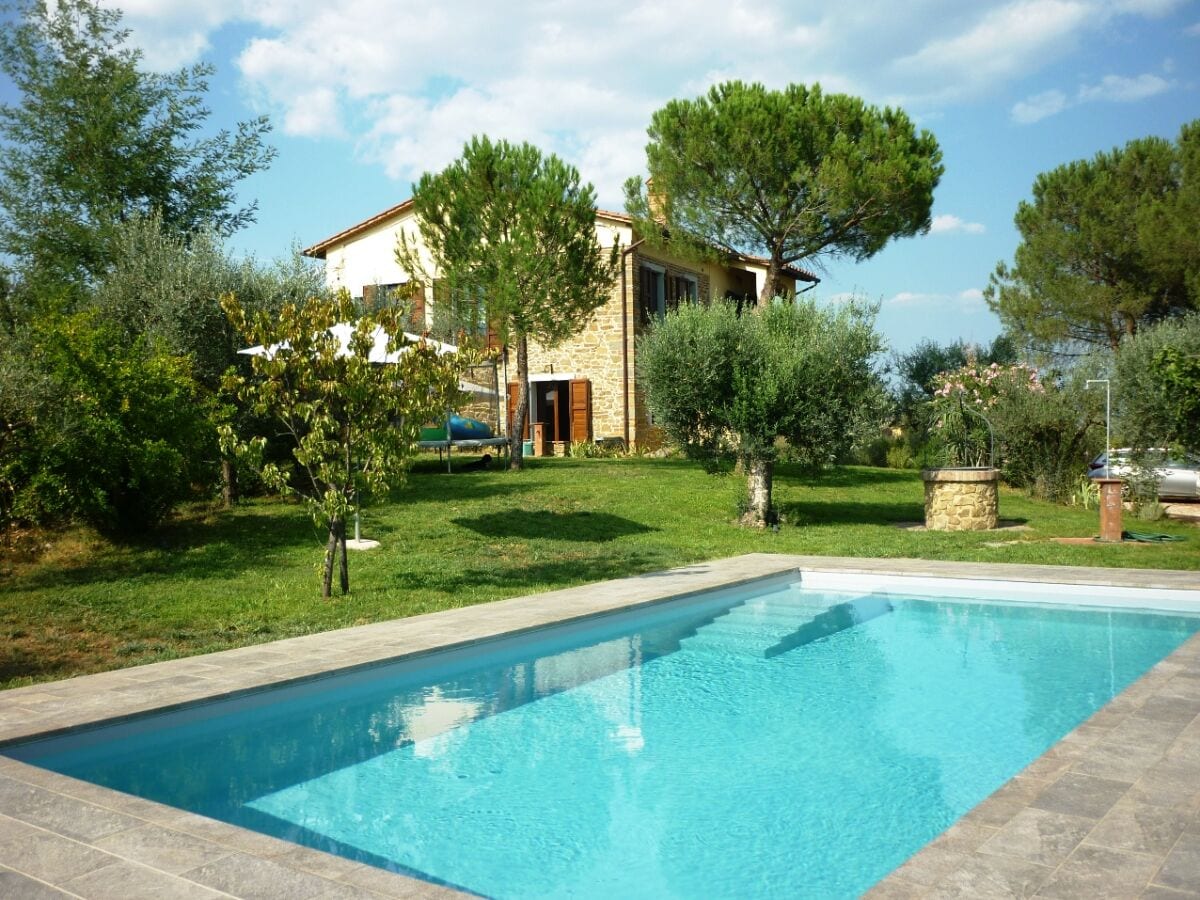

885,443,915,470
7,314,213,534
987,372,1104,503
928,361,1044,467
1114,313,1200,452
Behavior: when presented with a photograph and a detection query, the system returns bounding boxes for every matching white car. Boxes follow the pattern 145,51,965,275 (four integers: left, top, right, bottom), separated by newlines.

1088,449,1200,500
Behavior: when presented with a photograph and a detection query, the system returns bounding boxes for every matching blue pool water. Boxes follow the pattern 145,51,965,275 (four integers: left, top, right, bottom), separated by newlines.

8,575,1200,898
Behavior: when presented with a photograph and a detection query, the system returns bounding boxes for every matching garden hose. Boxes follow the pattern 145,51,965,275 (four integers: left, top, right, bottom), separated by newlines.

1101,530,1187,543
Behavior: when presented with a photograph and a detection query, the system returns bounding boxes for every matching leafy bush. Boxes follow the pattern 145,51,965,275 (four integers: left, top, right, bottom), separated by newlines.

1114,313,1200,452
987,371,1104,502
928,361,1044,467
885,443,915,470
6,314,213,534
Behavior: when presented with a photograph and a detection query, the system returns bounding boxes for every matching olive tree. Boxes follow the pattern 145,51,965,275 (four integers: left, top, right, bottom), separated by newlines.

0,0,274,296
1114,313,1200,453
640,298,882,526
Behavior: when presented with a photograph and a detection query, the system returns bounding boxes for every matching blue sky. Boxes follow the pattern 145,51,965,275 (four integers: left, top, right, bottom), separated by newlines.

7,0,1200,353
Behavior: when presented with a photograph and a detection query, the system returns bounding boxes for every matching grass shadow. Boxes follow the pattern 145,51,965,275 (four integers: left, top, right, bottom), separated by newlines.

451,509,657,543
3,509,319,593
385,550,672,597
390,471,537,504
779,465,922,488
778,499,926,528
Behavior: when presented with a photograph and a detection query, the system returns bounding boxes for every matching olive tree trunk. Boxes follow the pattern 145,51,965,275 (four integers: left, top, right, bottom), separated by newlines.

220,458,237,508
740,457,776,527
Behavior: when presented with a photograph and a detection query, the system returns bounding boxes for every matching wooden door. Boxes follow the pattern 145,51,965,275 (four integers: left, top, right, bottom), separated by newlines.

506,382,529,439
569,379,591,444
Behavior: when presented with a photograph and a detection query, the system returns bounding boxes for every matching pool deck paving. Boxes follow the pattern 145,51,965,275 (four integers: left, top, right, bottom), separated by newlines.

0,554,1197,899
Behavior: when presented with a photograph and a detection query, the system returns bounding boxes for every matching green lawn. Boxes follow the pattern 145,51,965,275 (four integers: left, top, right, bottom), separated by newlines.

2,457,1195,689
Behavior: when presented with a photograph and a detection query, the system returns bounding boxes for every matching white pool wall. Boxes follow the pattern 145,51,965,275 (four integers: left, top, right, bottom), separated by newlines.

800,571,1200,614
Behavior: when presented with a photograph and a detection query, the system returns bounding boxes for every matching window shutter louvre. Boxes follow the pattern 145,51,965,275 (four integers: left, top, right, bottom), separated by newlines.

408,283,426,331
569,379,591,444
507,382,528,438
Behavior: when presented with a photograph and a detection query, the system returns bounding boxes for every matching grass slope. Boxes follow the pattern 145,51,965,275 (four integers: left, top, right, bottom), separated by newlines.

2,458,1195,689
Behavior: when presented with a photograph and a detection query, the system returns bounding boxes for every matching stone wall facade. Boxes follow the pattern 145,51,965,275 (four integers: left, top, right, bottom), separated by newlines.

521,252,632,442
311,205,802,450
459,362,502,432
922,468,1000,531
518,246,718,447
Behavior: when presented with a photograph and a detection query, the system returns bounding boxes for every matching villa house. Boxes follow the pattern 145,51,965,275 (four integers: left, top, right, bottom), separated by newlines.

302,201,818,451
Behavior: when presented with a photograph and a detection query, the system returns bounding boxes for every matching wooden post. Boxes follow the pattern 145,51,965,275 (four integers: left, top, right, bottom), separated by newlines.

1096,478,1124,542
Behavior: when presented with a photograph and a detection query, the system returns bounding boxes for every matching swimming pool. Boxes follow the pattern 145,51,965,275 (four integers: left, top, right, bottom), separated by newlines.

7,571,1200,898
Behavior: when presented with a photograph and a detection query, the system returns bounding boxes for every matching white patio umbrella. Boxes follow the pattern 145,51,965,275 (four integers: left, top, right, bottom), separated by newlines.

238,321,499,536
239,325,496,399
238,323,458,362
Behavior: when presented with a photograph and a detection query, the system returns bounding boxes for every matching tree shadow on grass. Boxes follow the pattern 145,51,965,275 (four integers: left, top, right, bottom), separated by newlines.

779,498,1031,530
778,498,926,528
389,472,536,505
777,464,921,489
3,509,320,594
385,549,672,597
451,509,657,543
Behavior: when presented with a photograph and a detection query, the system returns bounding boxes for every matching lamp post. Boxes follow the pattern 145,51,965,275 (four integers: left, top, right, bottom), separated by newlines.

1086,378,1121,542
1085,378,1111,472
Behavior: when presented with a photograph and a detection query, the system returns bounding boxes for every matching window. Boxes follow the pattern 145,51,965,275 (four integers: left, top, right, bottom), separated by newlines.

639,263,665,324
667,274,698,310
640,263,701,325
432,279,488,338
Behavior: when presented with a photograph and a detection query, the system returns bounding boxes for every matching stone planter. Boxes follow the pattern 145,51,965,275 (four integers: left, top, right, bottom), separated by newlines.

921,467,999,531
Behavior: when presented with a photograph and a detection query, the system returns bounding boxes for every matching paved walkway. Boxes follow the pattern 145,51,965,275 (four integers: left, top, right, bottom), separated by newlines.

0,555,1197,899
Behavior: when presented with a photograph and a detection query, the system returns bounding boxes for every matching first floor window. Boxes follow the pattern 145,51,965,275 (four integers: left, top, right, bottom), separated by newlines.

639,263,665,324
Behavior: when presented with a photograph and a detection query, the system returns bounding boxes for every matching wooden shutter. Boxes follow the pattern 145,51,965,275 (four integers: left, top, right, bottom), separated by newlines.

485,323,501,350
638,266,657,325
362,284,377,307
569,379,591,444
408,283,426,331
507,382,529,439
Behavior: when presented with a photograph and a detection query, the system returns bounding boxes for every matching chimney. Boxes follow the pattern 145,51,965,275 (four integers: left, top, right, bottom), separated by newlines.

646,177,667,223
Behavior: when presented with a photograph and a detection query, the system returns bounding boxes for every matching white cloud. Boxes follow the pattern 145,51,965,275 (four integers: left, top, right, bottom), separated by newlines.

929,215,986,235
893,1,1091,103
283,88,345,139
1012,71,1171,123
88,0,1188,202
1111,0,1188,15
887,289,985,308
1078,73,1170,102
1011,89,1069,123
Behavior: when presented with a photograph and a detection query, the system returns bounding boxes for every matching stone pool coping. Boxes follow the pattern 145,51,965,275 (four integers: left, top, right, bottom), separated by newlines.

0,554,1196,898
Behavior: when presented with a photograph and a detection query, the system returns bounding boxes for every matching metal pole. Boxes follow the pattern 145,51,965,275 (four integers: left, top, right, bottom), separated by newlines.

1086,379,1111,473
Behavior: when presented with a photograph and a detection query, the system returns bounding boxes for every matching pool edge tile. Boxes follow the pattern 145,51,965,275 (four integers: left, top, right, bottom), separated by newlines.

2,553,1199,900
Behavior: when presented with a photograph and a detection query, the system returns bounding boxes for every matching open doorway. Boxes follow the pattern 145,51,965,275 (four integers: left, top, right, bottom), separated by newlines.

507,376,592,454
